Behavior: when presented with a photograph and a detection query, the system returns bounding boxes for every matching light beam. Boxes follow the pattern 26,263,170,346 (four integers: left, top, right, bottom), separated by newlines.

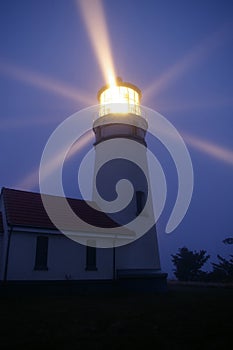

0,116,64,131
143,22,233,103
77,0,116,86
155,96,233,113
15,131,94,190
183,132,233,167
0,60,93,105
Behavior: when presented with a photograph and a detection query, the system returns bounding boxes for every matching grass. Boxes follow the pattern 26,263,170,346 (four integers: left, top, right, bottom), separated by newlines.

0,283,232,349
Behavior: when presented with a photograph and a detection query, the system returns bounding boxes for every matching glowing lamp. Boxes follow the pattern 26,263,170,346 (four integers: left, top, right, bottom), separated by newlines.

97,77,142,117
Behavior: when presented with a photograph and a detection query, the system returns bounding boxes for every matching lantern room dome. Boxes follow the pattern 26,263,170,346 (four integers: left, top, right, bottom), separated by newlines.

97,77,142,101
97,78,142,117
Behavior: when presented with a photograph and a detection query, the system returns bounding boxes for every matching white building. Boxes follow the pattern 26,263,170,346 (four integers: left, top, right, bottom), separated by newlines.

0,188,166,284
0,78,167,292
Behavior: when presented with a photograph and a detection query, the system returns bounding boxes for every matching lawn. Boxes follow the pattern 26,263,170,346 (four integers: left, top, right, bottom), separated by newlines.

0,283,232,349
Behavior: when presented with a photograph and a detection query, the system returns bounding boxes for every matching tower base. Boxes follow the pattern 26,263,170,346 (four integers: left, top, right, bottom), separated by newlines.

116,269,168,293
0,271,167,296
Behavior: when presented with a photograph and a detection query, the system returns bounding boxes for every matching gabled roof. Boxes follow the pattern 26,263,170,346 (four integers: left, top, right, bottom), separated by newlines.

1,188,119,231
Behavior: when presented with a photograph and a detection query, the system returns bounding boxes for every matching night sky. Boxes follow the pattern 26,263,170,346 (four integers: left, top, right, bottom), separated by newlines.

1,0,233,277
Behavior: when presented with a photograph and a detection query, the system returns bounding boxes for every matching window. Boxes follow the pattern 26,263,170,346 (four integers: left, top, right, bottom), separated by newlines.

34,236,48,270
86,240,97,271
136,191,144,215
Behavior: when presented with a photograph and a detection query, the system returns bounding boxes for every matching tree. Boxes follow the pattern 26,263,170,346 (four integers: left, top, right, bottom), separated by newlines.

211,254,233,282
171,247,210,281
223,237,233,245
211,237,233,281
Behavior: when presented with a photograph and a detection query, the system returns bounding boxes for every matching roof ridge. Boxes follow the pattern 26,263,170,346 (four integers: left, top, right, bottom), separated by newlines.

2,187,91,203
1,187,124,231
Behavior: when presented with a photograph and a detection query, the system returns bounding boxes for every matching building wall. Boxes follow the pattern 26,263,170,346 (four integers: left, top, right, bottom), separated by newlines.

93,136,161,267
6,231,114,281
0,234,4,279
116,228,161,270
0,194,10,281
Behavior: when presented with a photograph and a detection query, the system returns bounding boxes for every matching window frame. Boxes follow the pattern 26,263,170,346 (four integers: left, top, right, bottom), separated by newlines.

34,236,49,271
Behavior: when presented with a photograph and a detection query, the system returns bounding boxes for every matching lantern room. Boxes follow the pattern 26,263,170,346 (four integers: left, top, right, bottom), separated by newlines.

94,78,147,146
97,77,142,117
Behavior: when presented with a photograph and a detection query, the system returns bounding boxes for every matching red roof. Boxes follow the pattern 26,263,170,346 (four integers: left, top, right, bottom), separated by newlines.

1,188,119,231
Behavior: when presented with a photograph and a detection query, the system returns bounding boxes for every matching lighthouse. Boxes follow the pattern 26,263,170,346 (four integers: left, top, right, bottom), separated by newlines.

92,77,165,281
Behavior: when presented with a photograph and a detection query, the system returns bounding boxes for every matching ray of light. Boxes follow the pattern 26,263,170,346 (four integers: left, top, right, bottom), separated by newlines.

15,130,94,190
155,95,233,113
77,0,116,86
0,60,94,105
183,132,233,167
0,116,64,131
14,168,39,192
143,22,233,103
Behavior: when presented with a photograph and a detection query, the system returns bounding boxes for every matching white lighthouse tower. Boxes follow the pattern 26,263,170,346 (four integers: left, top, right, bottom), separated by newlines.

92,77,167,289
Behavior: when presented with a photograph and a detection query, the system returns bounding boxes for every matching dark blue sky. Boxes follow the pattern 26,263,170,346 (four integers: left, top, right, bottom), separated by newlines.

0,0,233,277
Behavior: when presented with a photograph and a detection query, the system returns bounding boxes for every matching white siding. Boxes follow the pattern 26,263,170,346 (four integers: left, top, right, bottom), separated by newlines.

0,234,4,279
7,231,114,281
116,228,161,270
